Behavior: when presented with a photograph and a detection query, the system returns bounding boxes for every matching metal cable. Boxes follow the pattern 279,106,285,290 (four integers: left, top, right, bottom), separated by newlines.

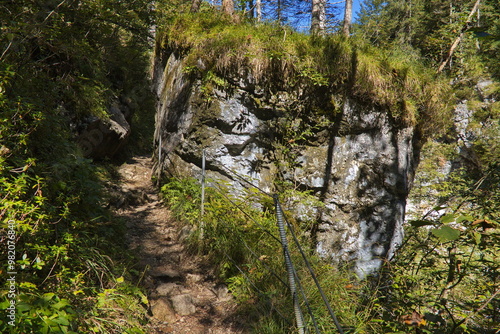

209,183,288,288
218,163,273,198
275,194,306,334
201,155,344,333
211,183,317,332
291,262,321,334
277,197,345,334
211,181,282,244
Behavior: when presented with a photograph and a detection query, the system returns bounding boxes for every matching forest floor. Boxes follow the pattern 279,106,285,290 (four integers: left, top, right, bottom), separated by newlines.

110,156,248,334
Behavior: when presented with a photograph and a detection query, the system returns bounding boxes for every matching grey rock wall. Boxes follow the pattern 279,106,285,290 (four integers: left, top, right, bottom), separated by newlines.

152,50,421,278
406,79,497,221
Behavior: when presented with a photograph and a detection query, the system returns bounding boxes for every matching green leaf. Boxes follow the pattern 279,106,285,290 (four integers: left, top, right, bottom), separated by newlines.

432,225,461,242
440,214,456,224
42,293,56,301
52,299,70,310
455,215,473,224
141,294,149,305
16,302,31,312
472,231,482,245
53,316,70,326
19,282,37,289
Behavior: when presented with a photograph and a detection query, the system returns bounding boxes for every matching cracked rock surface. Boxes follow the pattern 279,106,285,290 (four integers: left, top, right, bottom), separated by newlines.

152,50,421,277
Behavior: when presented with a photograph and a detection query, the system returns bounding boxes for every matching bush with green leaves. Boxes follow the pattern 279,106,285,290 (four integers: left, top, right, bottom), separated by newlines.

371,211,499,334
0,69,149,333
375,97,500,333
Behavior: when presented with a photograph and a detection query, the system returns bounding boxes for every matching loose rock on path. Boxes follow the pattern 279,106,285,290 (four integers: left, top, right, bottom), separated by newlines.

111,156,247,334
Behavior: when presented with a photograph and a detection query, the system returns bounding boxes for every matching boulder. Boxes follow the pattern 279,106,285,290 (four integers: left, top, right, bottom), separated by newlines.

78,103,131,159
151,297,177,323
152,51,421,278
170,294,196,316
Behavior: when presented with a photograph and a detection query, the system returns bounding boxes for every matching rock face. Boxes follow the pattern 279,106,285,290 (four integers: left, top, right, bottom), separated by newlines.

152,50,421,277
406,79,498,221
77,102,132,159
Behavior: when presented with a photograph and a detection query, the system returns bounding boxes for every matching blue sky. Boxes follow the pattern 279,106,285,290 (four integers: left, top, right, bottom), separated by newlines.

286,0,365,32
234,0,367,32
353,0,362,19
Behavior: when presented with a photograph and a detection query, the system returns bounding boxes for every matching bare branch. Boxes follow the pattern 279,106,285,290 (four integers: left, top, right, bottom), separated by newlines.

437,0,481,73
43,0,67,23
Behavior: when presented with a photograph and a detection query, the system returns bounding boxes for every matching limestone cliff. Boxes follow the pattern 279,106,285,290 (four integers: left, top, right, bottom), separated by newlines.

151,22,449,277
407,79,500,221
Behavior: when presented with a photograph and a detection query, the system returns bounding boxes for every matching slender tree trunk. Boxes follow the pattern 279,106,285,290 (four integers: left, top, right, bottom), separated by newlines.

343,0,353,37
256,0,262,22
222,0,234,16
311,0,326,36
190,0,202,13
437,0,481,73
277,0,282,23
249,0,254,18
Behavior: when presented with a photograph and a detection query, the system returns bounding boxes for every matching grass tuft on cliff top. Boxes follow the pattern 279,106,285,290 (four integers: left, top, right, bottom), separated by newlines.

158,9,453,137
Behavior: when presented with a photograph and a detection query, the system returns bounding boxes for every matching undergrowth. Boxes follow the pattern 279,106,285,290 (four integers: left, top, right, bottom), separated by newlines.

160,177,378,333
0,70,148,333
160,175,499,333
374,213,499,334
0,1,154,331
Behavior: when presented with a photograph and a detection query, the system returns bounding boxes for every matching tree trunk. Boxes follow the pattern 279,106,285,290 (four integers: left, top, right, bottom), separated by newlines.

343,0,353,37
277,0,282,23
222,0,234,16
190,0,202,13
437,0,481,73
311,0,326,36
256,0,262,22
249,0,254,18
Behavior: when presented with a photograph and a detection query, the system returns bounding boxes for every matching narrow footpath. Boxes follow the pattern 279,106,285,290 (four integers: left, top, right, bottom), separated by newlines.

110,156,247,334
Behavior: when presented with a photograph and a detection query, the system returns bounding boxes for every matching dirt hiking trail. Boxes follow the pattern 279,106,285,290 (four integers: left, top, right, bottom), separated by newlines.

111,156,248,334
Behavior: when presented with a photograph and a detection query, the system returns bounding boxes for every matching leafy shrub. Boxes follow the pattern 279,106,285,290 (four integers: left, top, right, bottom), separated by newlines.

372,212,499,334
0,116,147,334
0,3,151,329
